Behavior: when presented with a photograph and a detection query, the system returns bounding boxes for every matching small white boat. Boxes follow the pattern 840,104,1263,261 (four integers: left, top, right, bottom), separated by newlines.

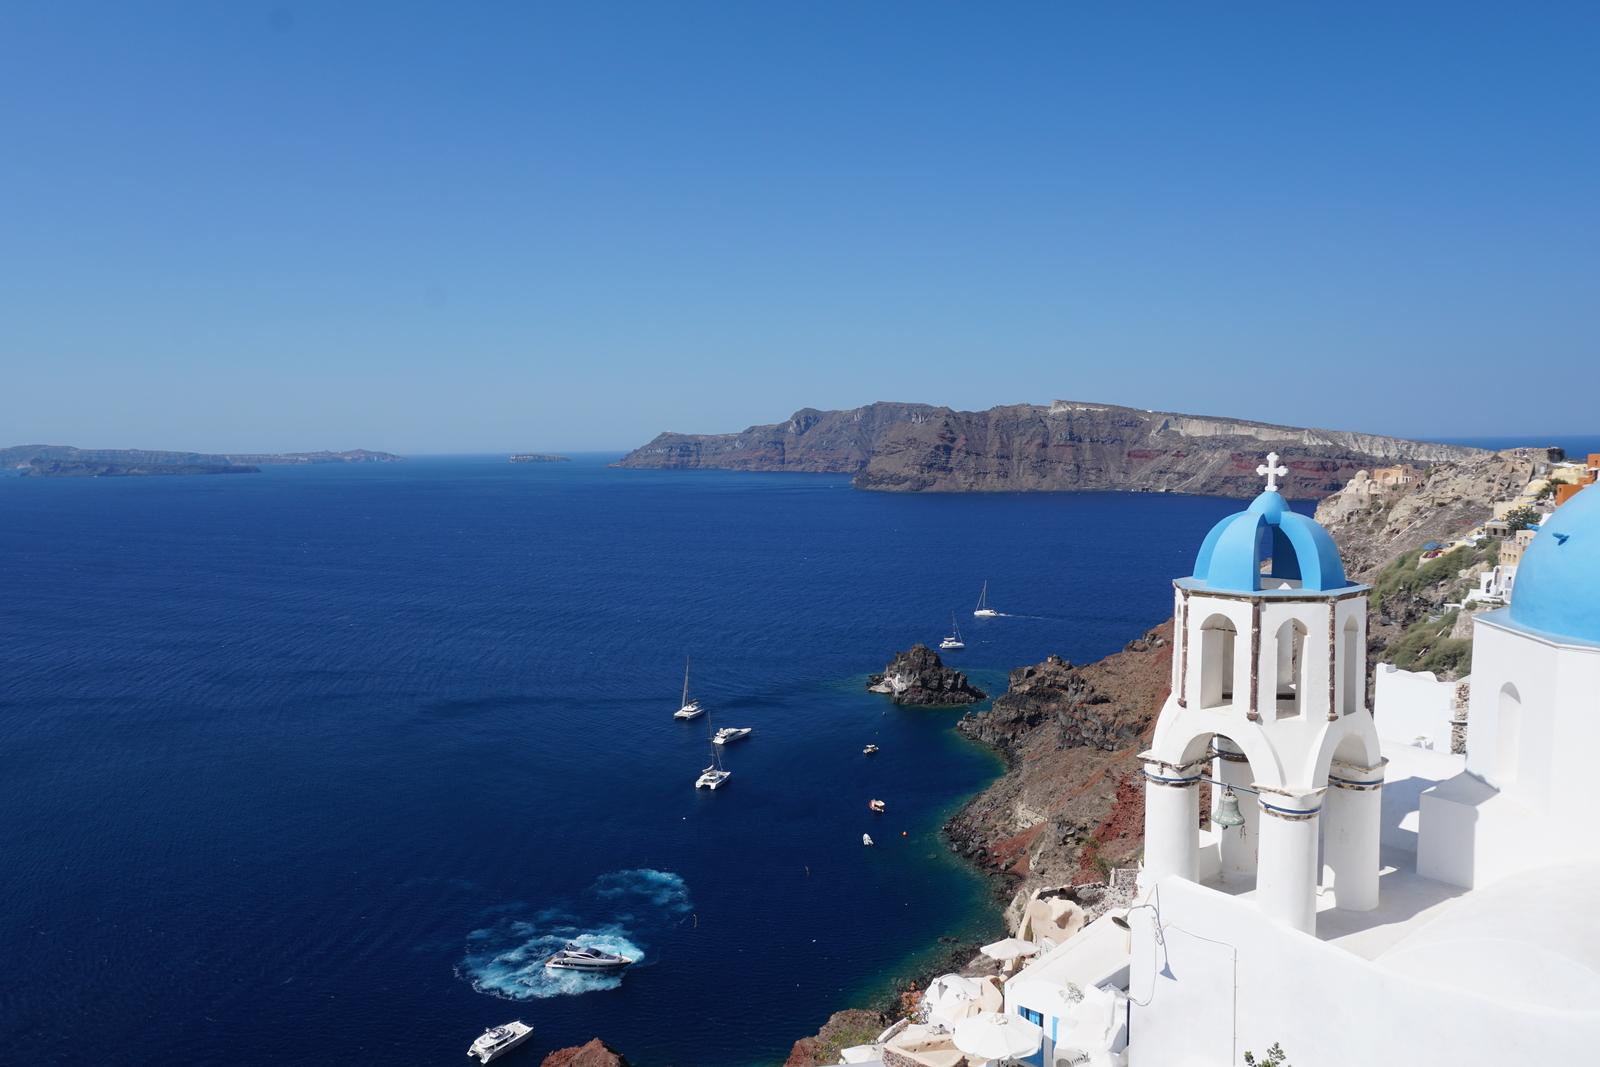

863,744,879,755
674,656,704,720
863,834,874,846
974,581,1000,617
468,1021,533,1063
696,767,731,789
545,943,635,971
696,706,731,788
869,799,886,813
712,727,752,745
940,612,965,650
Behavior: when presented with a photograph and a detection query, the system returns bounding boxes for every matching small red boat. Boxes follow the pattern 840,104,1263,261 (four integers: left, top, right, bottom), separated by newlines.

868,799,886,813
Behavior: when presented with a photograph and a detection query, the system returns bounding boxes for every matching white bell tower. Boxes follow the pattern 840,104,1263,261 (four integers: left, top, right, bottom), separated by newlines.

1141,454,1384,932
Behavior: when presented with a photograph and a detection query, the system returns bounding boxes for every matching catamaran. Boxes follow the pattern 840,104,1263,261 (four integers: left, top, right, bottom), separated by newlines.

674,656,704,720
940,612,966,650
974,581,999,617
696,705,731,788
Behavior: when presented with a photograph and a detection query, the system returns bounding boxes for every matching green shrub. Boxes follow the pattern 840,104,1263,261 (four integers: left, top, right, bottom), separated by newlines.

1386,611,1472,676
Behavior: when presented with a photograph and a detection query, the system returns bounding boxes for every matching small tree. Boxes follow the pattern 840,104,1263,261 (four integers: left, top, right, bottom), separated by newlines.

1503,505,1543,533
1244,1043,1290,1067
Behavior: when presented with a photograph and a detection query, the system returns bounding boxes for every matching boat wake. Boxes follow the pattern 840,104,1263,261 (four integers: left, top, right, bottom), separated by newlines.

458,869,691,999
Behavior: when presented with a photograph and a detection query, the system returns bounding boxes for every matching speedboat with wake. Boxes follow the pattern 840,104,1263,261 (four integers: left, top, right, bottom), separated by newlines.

712,727,752,745
545,943,635,971
468,1021,533,1063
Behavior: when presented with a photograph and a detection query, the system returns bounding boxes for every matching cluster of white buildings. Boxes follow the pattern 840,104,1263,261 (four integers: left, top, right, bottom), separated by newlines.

841,455,1600,1067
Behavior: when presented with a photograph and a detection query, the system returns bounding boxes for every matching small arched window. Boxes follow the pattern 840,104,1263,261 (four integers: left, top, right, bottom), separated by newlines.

1275,618,1308,718
1199,615,1237,709
1495,683,1521,784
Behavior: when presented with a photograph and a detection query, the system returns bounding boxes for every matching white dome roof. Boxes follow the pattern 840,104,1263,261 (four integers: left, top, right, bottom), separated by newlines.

1375,860,1600,1013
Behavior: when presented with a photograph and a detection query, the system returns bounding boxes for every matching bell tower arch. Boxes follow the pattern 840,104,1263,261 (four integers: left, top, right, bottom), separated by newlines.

1145,456,1384,932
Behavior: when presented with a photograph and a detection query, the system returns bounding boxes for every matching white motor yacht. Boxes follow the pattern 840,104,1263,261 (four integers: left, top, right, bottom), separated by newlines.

545,943,635,971
940,612,965,650
974,580,1000,617
468,1021,532,1063
712,727,752,745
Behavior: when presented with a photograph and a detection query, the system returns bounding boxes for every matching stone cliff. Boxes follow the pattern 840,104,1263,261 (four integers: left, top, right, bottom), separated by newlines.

945,625,1173,927
613,401,1484,499
868,645,988,705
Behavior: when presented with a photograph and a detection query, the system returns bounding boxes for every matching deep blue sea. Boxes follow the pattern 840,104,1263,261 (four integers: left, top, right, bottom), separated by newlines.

0,456,1251,1067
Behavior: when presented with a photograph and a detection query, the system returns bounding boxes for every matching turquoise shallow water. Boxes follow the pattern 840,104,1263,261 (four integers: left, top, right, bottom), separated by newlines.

0,455,1249,1067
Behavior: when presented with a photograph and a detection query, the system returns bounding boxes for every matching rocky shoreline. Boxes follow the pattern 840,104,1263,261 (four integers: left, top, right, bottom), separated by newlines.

785,624,1175,1065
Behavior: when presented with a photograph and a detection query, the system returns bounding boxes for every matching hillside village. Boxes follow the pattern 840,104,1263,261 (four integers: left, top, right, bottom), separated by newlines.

788,445,1600,1067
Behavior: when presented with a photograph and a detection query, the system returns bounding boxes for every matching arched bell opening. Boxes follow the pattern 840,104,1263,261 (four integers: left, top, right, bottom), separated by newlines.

1208,734,1260,887
1274,618,1308,719
1340,616,1362,716
1198,614,1237,709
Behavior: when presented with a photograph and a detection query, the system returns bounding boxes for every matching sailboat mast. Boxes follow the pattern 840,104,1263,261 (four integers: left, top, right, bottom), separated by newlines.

682,656,690,704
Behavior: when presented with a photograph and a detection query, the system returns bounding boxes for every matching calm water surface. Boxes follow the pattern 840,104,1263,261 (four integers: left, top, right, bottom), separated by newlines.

0,456,1247,1066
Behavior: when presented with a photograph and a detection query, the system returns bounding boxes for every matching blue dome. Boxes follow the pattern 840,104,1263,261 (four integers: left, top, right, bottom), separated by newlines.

1190,490,1349,593
1509,486,1600,643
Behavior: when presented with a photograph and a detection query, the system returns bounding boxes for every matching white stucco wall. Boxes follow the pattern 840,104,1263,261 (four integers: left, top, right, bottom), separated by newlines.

1129,877,1600,1067
1372,663,1455,749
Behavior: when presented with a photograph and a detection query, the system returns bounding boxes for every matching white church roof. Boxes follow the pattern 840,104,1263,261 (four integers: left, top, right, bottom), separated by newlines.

1374,860,1600,1013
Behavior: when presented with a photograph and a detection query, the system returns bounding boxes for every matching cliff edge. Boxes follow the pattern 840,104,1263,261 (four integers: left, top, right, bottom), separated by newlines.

613,401,1484,499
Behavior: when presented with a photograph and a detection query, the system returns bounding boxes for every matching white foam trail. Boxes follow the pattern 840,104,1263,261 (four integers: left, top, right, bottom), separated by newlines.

462,924,643,1000
458,869,692,1000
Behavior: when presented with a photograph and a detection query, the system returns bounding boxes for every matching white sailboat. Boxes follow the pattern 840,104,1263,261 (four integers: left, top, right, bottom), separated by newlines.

940,612,965,650
695,704,731,789
674,656,704,720
974,581,999,617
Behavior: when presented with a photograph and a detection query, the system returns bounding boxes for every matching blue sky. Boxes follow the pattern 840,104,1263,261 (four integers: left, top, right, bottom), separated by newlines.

3,2,1596,453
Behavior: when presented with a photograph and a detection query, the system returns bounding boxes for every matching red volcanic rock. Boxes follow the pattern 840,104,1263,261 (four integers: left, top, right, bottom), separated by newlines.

540,1039,631,1067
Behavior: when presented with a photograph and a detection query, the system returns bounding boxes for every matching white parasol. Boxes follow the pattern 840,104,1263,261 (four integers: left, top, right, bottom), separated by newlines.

980,937,1038,961
952,1011,1045,1062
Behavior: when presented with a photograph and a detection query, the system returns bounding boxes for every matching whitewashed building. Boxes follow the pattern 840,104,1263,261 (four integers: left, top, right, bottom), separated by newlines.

1007,460,1600,1067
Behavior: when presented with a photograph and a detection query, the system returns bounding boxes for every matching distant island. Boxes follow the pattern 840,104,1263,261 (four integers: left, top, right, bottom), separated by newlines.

510,453,571,463
612,399,1484,499
5,445,406,477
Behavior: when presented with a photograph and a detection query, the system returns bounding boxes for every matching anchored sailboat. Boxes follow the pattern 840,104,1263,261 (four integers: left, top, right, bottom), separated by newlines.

974,581,999,617
674,656,704,720
695,702,731,789
940,612,966,650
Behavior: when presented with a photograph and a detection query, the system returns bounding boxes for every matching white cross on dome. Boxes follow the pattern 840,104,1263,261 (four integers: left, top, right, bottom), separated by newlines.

1256,452,1289,492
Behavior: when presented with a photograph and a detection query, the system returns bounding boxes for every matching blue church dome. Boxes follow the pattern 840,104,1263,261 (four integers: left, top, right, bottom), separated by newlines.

1508,486,1600,643
1190,490,1350,593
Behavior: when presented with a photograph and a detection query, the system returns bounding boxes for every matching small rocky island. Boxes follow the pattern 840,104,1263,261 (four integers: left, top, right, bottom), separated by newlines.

510,453,571,463
868,644,987,705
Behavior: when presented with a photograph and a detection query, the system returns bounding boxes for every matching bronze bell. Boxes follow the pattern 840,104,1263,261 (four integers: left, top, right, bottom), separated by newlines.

1214,786,1247,830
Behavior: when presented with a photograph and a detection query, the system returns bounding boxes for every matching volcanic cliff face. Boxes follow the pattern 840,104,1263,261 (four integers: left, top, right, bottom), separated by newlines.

945,625,1173,928
613,401,1483,499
